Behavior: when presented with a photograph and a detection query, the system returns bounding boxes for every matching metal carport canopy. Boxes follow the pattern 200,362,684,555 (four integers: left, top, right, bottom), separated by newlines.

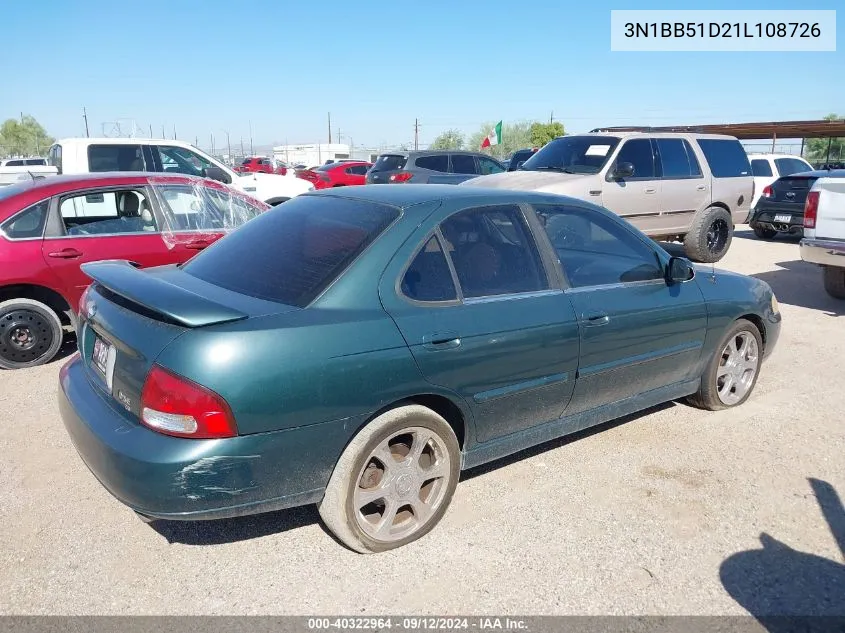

591,119,845,139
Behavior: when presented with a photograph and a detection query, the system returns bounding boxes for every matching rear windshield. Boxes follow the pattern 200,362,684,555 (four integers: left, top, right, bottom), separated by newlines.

182,196,400,307
774,157,812,177
372,154,407,171
696,139,751,178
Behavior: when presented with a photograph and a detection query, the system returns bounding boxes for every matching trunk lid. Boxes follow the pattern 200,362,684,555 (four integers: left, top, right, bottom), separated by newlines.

78,260,295,421
769,175,818,205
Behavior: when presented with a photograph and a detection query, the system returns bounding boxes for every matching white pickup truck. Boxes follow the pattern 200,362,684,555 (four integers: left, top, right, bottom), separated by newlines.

47,138,312,205
0,157,58,186
799,171,845,299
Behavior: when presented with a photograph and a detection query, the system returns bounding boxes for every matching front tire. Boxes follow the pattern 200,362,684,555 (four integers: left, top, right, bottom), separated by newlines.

0,298,64,370
687,319,763,411
318,405,460,553
683,207,734,263
753,226,777,240
822,266,845,299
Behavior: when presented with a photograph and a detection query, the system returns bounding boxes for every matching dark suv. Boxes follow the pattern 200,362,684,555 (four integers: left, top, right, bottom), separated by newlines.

366,151,505,185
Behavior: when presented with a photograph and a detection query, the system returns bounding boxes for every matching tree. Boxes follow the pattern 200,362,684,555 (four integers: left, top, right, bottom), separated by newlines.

429,129,465,150
0,115,54,157
805,114,845,165
468,121,534,159
529,121,565,148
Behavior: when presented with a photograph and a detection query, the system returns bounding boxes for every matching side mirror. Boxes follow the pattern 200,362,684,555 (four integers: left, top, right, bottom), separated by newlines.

610,161,635,180
204,166,232,184
516,161,526,170
667,256,695,283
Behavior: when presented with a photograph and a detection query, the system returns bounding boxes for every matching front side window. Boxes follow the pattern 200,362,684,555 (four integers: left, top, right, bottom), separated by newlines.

439,205,547,299
60,190,157,235
450,155,476,175
183,196,399,307
154,184,257,231
402,235,457,302
533,204,663,288
775,157,812,177
155,145,213,177
414,155,449,172
1,201,49,239
88,144,146,172
478,156,505,175
751,159,773,178
614,139,656,179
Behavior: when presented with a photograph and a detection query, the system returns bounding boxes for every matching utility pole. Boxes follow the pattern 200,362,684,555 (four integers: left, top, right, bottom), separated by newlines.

249,120,254,155
226,131,231,161
195,136,199,148
82,107,90,138
173,124,176,140
149,124,153,137
211,133,215,155
414,118,420,151
240,137,245,157
550,110,554,124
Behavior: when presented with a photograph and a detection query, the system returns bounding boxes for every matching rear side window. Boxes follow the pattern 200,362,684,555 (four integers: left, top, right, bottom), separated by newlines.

88,144,146,172
414,155,449,172
25,159,46,166
5,160,24,167
696,139,751,178
402,235,457,302
775,157,812,177
1,200,49,239
751,159,773,177
372,154,407,171
183,196,399,307
450,155,477,175
656,139,702,179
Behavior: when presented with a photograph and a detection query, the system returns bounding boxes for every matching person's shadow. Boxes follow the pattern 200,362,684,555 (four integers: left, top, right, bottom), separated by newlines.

720,478,845,631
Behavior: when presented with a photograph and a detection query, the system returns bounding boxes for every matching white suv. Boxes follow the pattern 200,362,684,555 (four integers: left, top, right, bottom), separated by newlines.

48,138,312,205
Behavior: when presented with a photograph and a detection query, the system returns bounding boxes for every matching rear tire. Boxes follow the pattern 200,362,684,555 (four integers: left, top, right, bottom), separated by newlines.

318,404,460,553
753,226,777,240
683,207,734,263
0,298,64,370
686,319,763,411
822,266,845,299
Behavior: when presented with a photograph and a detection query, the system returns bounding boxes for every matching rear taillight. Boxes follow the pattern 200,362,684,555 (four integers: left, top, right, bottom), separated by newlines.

390,172,413,183
804,190,819,228
78,284,92,318
761,185,773,198
140,364,238,439
319,174,331,182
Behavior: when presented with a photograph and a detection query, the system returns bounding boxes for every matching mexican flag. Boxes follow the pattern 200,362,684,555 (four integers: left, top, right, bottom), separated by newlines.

480,121,502,149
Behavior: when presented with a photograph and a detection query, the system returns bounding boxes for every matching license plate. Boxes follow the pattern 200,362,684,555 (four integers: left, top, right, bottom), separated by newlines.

774,214,791,223
92,335,116,389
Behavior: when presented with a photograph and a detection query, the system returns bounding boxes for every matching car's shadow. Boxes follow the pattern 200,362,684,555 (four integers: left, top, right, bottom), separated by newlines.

149,402,677,546
732,228,804,243
753,260,845,316
720,478,845,629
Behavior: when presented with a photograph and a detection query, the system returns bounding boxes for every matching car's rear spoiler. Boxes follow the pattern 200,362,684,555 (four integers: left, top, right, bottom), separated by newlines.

81,260,248,328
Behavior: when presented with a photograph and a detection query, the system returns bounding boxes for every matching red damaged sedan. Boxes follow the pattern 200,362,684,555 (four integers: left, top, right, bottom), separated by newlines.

296,161,372,189
0,172,268,369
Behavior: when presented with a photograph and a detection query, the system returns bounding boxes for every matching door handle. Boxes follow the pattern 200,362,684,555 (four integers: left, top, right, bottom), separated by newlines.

48,248,83,259
696,184,707,191
422,331,461,350
644,187,657,194
583,313,610,327
185,240,210,250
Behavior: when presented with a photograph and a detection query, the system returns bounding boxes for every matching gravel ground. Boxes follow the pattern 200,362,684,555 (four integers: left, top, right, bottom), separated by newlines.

1,228,843,616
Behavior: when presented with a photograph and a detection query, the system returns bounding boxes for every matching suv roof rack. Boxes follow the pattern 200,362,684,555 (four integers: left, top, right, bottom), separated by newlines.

589,126,707,134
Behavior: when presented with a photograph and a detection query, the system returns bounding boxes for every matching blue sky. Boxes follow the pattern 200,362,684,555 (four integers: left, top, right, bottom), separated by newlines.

3,0,842,150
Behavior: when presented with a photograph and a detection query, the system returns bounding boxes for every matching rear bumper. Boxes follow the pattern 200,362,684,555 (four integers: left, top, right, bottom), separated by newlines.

749,207,805,233
59,356,363,521
800,238,845,268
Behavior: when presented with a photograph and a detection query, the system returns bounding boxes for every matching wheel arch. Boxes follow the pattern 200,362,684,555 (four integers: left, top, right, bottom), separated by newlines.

0,283,74,327
738,313,767,352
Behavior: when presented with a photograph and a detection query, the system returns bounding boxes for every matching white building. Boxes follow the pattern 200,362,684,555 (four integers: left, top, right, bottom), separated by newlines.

272,143,381,167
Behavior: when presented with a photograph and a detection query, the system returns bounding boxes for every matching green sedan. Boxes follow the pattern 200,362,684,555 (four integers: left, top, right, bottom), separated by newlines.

59,185,781,553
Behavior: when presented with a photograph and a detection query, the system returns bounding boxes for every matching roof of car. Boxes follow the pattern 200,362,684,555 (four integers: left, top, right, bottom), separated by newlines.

300,183,588,212
784,169,845,179
747,153,810,159
572,131,741,141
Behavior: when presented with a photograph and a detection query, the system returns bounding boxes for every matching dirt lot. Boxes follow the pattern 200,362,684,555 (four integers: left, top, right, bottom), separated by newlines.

1,228,843,616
